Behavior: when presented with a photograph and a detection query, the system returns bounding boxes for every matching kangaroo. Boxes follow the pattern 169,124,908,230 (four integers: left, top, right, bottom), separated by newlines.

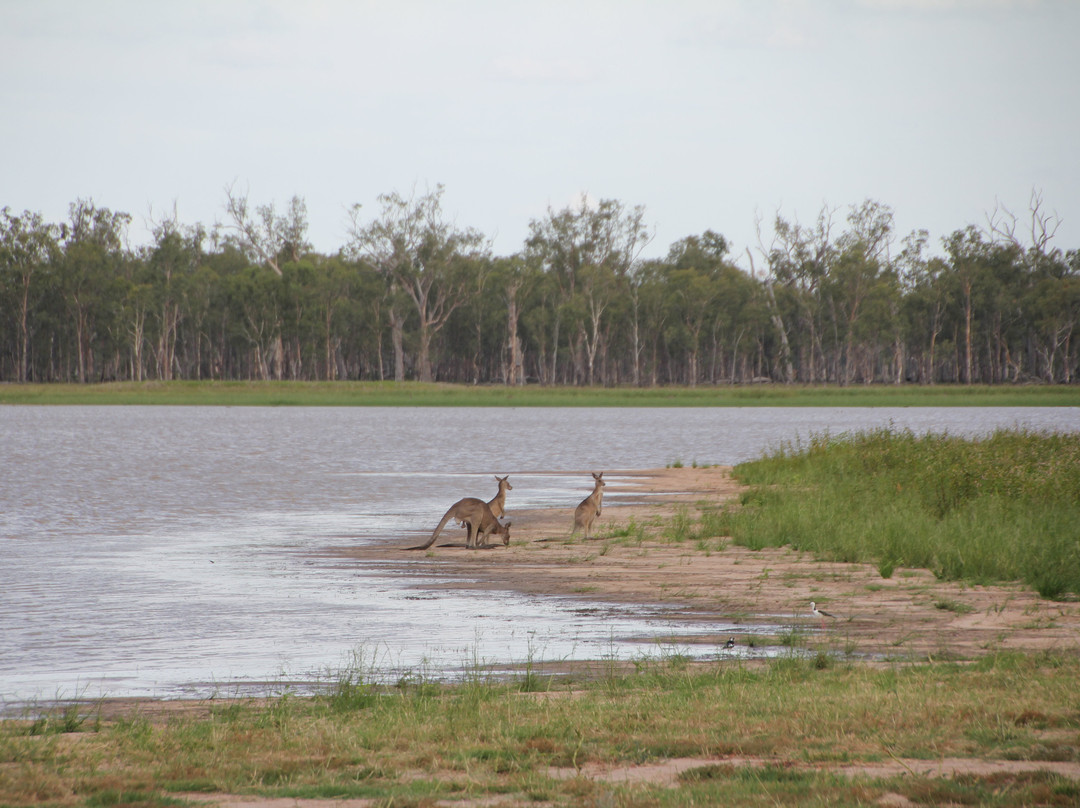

456,475,512,532
487,475,512,518
405,498,511,551
571,471,606,540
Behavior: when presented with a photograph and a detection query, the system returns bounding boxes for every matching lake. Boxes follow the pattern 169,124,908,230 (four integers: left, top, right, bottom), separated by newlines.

1,405,1076,708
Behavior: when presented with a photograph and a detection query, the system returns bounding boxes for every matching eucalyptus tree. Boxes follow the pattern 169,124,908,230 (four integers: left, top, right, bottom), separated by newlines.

829,201,896,383
663,233,724,385
763,204,838,382
941,226,1022,384
219,188,312,378
517,262,559,384
181,262,219,379
988,190,1076,381
525,196,652,384
59,200,132,382
222,184,311,277
630,258,670,385
0,208,61,381
348,185,488,383
1027,265,1080,382
302,255,364,380
223,262,287,380
145,211,207,380
745,243,794,384
575,260,620,385
710,252,764,384
198,244,249,379
897,229,944,383
492,255,536,386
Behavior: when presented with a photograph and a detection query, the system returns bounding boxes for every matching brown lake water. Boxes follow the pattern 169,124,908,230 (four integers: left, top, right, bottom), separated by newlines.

1,405,1076,708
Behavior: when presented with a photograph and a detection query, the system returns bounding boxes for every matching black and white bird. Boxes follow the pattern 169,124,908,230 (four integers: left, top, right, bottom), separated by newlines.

724,637,736,650
810,601,836,628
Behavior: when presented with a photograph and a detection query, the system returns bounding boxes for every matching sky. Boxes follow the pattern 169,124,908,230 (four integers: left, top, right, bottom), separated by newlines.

2,0,1078,265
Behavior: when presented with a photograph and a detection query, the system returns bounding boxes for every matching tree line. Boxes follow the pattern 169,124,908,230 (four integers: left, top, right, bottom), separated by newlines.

1,186,1077,386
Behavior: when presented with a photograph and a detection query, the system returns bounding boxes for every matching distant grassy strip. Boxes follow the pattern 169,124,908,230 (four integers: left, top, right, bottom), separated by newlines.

725,428,1080,599
3,653,1078,807
1,380,1078,406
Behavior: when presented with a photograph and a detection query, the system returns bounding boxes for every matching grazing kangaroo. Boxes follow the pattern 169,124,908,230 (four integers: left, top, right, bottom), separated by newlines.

405,498,511,551
571,472,606,539
487,475,512,518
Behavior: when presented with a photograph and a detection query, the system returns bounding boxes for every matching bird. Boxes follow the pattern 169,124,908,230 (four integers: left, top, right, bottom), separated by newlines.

724,637,736,650
810,601,836,628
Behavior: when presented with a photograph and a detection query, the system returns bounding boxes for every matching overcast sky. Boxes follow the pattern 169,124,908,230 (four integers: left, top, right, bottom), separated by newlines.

2,0,1077,264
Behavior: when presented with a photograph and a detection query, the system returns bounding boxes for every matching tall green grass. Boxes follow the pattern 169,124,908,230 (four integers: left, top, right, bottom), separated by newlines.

726,428,1080,599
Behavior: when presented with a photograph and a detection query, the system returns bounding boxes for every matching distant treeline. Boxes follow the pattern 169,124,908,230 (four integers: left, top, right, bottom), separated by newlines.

2,187,1077,386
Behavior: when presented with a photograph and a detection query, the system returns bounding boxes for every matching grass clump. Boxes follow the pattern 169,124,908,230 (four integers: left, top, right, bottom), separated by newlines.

725,428,1080,599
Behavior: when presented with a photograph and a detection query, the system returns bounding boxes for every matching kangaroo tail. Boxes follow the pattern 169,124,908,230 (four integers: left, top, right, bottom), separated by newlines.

404,508,454,550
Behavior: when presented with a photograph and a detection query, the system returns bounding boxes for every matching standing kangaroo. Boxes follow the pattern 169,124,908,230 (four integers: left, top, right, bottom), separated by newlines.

487,475,512,518
571,472,605,539
405,498,511,551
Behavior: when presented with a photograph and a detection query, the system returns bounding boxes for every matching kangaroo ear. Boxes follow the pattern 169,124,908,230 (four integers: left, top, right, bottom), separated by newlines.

504,521,512,528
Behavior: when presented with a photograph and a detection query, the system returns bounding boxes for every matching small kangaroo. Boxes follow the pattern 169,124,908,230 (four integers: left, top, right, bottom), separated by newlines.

487,475,512,518
405,498,511,551
571,471,605,540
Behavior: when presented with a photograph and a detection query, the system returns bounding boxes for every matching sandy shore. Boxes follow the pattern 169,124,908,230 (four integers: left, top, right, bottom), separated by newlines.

333,466,1080,664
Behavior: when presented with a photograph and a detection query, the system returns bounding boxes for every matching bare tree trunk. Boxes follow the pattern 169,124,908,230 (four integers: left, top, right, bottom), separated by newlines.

324,303,335,380
390,307,405,382
506,281,523,386
550,313,561,385
18,274,31,382
750,250,795,383
417,323,433,383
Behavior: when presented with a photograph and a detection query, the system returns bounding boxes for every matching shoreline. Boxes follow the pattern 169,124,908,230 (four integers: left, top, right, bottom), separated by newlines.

341,465,1080,662
305,464,1080,699
18,466,1080,720
9,466,1080,807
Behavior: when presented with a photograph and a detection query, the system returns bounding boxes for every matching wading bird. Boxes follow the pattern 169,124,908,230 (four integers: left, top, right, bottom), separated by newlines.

810,601,837,629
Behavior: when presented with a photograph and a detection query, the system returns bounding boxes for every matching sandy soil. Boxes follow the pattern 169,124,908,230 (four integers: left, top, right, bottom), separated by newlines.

337,466,1080,663
94,467,1080,803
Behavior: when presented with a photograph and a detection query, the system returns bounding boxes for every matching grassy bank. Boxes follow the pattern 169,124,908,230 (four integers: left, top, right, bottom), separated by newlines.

1,380,1079,406
3,653,1078,807
724,428,1080,599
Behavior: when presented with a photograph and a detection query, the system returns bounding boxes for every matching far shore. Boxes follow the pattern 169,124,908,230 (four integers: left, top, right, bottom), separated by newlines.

2,379,1079,407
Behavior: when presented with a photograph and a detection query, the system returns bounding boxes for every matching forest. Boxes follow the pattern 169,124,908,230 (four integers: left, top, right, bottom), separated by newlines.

1,186,1077,386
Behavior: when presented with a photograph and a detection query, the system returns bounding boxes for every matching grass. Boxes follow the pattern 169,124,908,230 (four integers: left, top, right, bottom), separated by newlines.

1,380,1079,406
724,427,1080,599
2,652,1078,807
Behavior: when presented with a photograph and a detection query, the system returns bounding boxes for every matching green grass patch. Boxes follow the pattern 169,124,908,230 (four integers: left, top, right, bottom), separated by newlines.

1,380,1078,406
3,653,1078,807
725,427,1080,599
